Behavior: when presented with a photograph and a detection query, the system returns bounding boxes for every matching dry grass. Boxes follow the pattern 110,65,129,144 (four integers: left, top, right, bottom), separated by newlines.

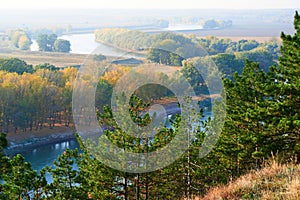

0,47,86,66
201,158,300,200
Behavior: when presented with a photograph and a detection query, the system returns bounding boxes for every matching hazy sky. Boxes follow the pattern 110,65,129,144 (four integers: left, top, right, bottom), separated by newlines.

1,0,300,9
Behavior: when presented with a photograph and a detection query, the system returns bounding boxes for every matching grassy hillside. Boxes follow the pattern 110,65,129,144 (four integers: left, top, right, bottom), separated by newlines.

201,159,300,200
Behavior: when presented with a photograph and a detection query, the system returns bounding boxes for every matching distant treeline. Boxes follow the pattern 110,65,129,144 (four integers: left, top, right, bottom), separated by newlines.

169,17,232,29
95,28,279,77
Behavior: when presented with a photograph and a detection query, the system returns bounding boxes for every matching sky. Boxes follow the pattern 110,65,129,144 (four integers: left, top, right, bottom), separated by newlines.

1,0,300,9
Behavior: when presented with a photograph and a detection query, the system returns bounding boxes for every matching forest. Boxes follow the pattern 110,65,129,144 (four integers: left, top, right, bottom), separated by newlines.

0,11,299,200
95,28,278,75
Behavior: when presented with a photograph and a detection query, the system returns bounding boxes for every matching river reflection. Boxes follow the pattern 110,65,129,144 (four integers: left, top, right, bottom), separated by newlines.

7,139,80,182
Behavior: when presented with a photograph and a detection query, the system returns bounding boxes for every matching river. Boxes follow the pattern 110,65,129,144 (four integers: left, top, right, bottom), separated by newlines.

30,24,204,56
31,33,142,58
26,30,212,179
7,110,212,178
6,139,80,182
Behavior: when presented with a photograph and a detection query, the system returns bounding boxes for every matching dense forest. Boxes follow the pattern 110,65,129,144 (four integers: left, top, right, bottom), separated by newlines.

0,11,299,200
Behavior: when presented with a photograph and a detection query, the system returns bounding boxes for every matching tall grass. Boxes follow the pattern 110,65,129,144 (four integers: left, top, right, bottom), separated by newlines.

201,156,300,200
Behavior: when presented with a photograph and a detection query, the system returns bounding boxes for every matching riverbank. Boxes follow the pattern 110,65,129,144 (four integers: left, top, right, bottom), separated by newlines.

4,95,217,152
5,125,76,151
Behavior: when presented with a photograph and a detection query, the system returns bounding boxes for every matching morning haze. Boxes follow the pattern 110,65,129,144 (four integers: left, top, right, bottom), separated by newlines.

0,1,300,199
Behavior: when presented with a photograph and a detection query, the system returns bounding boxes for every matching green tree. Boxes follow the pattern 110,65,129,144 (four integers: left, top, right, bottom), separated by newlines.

37,34,49,51
34,63,59,71
48,34,58,51
0,58,33,74
54,39,71,53
0,133,9,180
147,48,184,66
1,154,47,199
267,11,300,158
181,60,208,95
216,12,300,180
45,149,84,199
203,19,218,29
221,61,269,176
238,39,259,51
210,53,244,77
93,54,106,61
95,79,113,110
37,33,57,52
236,47,274,72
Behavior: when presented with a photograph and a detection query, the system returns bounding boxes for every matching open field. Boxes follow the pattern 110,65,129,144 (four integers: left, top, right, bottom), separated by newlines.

145,20,293,42
0,47,87,67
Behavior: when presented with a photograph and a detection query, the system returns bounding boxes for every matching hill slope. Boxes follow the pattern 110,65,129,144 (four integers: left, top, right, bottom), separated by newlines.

202,160,300,200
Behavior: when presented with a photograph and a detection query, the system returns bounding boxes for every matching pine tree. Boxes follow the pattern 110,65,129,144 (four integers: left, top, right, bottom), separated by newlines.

45,149,84,199
267,11,300,158
217,60,268,177
1,154,47,199
0,133,9,186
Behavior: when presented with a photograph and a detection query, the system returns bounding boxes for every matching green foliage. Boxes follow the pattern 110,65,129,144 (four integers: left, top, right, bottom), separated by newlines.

221,61,270,175
34,63,60,71
1,154,47,199
94,28,152,50
0,12,299,200
134,83,175,103
151,32,205,59
236,47,275,72
237,39,260,51
268,10,300,157
76,150,120,200
37,33,58,52
213,11,300,182
181,60,209,95
195,36,271,57
95,28,205,63
45,149,84,199
210,53,244,77
203,19,219,29
0,133,8,150
0,133,9,179
202,19,232,29
260,39,281,60
93,54,106,61
147,48,184,66
0,58,33,74
84,95,207,199
95,79,113,110
53,39,71,53
147,32,206,66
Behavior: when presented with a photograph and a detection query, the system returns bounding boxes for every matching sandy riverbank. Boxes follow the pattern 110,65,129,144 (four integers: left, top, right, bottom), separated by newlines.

5,125,76,150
